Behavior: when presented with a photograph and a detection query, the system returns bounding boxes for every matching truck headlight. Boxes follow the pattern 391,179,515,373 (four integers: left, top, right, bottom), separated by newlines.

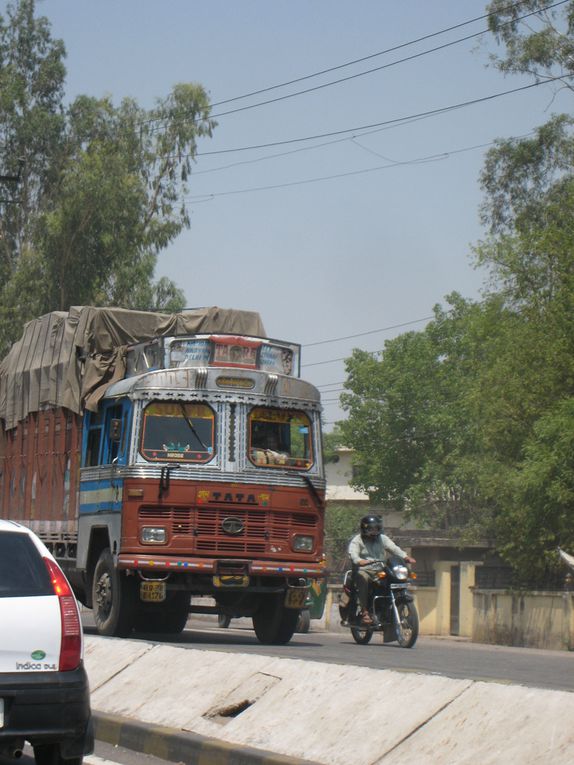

292,535,314,552
141,526,167,544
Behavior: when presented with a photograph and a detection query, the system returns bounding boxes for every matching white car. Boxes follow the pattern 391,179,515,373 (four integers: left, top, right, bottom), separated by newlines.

0,519,93,764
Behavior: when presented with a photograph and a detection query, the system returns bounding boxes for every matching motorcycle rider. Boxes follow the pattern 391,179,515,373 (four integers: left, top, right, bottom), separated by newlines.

348,514,416,625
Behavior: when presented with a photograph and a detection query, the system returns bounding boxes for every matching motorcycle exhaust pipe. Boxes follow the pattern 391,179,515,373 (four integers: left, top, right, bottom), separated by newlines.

13,749,23,759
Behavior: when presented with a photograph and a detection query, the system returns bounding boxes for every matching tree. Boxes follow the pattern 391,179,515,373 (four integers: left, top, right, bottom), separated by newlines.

0,1,214,355
496,397,574,581
486,0,574,83
0,0,66,277
340,295,493,531
339,283,574,577
33,86,213,312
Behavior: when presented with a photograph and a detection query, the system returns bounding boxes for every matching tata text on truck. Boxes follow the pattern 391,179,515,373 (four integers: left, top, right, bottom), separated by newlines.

0,307,325,644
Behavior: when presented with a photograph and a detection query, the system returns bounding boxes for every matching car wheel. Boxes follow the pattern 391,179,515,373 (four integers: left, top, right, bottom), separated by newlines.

33,743,82,765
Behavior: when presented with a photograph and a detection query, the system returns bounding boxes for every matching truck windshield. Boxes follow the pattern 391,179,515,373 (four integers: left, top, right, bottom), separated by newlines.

140,402,215,463
249,407,313,469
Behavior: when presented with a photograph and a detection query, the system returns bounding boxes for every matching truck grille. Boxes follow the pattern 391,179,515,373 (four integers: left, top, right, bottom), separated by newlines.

138,506,318,555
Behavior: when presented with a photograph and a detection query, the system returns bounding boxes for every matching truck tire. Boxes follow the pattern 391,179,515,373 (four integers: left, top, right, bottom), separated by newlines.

252,594,299,645
92,549,136,637
134,592,190,635
296,608,311,633
218,613,232,628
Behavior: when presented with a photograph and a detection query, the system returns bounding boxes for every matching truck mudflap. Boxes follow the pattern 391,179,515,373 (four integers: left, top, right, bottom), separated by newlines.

116,553,326,578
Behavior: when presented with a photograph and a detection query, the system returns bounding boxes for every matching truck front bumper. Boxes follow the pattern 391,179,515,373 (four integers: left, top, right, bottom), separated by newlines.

117,553,325,577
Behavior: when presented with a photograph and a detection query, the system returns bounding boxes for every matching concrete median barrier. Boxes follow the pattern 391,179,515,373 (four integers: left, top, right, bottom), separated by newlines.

84,636,574,764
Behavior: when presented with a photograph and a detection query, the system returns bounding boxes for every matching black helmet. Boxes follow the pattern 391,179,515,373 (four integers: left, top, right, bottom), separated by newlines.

360,514,382,538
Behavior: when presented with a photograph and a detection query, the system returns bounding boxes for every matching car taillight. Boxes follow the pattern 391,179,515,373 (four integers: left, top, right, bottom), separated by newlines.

43,558,82,671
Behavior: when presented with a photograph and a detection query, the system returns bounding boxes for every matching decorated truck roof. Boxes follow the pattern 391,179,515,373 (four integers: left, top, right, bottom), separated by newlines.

0,306,300,430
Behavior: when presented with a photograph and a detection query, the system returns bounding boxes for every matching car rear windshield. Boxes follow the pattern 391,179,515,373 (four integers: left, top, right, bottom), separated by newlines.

0,532,53,598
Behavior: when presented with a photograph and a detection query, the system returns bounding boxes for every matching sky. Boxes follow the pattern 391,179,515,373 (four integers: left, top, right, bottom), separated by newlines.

9,0,570,427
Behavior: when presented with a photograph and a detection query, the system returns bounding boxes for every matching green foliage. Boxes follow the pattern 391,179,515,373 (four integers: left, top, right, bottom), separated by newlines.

479,116,574,236
0,0,66,277
486,1,574,79
0,1,214,355
324,504,365,573
495,398,574,583
341,266,574,579
322,424,345,463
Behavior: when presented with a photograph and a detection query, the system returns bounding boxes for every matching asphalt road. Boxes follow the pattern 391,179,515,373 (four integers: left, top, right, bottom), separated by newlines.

84,615,574,693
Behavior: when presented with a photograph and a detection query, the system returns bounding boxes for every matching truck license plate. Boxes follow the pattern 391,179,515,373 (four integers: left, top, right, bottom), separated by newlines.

140,581,166,603
0,698,4,727
284,588,308,609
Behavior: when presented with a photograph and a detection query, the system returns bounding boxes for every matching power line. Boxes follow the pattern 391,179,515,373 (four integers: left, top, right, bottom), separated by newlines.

184,120,543,201
189,75,562,164
203,2,568,125
303,316,434,347
208,0,533,110
145,1,565,133
317,381,347,389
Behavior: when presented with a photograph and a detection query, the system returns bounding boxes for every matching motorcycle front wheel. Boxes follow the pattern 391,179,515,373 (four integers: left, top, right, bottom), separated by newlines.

350,626,373,644
396,600,419,648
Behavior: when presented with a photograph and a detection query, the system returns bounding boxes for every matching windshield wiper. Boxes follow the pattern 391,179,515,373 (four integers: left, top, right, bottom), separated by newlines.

179,402,208,451
302,474,324,510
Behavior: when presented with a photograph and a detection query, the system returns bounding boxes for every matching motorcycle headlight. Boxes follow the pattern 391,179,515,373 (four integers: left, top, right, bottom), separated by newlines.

392,564,409,581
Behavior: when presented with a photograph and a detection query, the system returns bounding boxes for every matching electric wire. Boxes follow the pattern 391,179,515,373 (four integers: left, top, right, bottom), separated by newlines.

303,316,435,347
207,0,535,110
190,75,563,163
143,0,566,133
203,1,567,124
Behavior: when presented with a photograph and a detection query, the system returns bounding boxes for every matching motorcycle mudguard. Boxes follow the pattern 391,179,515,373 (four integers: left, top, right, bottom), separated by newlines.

395,592,414,604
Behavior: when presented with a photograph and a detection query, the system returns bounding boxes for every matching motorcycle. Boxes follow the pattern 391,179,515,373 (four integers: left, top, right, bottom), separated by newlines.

339,558,419,648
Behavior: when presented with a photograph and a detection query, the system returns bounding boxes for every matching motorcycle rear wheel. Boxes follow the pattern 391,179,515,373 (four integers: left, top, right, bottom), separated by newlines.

350,626,373,644
396,600,419,648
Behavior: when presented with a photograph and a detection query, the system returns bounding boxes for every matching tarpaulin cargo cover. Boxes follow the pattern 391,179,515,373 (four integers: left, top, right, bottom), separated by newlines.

0,306,266,430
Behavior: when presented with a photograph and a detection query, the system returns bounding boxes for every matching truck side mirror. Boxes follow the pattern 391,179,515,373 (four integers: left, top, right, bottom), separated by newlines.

110,418,122,442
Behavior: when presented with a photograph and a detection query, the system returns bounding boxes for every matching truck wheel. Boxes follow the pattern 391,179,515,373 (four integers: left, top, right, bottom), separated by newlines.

134,592,190,635
218,613,232,628
296,608,311,633
92,549,136,637
252,594,299,645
